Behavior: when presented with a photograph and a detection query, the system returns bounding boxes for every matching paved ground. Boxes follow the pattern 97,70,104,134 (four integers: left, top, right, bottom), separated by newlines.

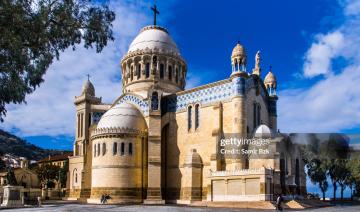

2,204,360,212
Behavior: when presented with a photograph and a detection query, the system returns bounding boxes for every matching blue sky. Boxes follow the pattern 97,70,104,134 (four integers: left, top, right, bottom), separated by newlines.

3,0,358,147
1,0,360,199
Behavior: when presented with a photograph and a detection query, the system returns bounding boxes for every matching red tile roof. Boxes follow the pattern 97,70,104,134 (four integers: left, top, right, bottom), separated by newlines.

37,152,73,163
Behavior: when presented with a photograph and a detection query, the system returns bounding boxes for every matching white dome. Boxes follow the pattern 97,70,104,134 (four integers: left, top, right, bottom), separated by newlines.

128,25,179,55
96,102,146,132
254,124,274,139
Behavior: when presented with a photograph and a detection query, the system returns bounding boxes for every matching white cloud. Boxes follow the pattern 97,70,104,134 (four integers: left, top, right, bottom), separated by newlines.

1,1,150,136
303,31,344,77
279,0,360,132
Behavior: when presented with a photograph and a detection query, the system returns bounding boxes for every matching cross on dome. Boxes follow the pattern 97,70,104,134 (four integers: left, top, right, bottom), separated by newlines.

151,4,160,25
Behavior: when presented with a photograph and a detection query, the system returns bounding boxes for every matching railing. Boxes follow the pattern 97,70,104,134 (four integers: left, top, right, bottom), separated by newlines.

91,127,146,137
210,167,272,177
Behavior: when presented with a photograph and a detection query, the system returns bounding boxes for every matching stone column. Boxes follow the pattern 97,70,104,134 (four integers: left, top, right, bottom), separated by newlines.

140,57,145,79
183,149,203,203
228,74,247,170
165,59,169,80
144,113,165,204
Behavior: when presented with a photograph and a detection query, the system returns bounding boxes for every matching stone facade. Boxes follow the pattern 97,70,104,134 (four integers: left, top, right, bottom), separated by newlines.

66,24,306,204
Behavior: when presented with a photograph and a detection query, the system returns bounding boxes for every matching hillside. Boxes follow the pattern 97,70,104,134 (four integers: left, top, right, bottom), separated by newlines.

0,129,70,161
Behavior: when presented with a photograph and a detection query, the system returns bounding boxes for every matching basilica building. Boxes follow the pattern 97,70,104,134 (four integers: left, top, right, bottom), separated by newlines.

66,12,306,204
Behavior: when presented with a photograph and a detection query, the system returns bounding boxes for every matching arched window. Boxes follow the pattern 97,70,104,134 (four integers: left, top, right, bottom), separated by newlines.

151,92,159,110
145,63,150,78
175,68,179,83
94,144,96,157
253,102,261,129
160,64,164,79
77,114,80,138
168,66,172,80
129,143,133,155
102,143,106,156
121,142,125,155
80,113,83,138
188,106,192,131
113,142,117,155
137,64,141,79
88,113,91,127
75,173,78,183
130,66,133,81
97,143,100,156
195,104,200,129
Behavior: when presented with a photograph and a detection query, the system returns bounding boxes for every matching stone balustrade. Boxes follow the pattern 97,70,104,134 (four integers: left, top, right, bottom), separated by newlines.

209,167,272,177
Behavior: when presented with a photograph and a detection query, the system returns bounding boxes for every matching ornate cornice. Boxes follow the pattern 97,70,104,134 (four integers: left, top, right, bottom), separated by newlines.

140,25,169,33
91,127,147,140
121,48,186,64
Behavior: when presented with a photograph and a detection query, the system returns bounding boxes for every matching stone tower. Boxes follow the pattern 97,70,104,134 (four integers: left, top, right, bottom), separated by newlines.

264,68,278,131
229,42,248,170
73,78,102,198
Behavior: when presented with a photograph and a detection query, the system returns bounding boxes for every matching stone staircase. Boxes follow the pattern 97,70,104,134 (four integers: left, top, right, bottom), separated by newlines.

191,201,276,209
191,199,332,209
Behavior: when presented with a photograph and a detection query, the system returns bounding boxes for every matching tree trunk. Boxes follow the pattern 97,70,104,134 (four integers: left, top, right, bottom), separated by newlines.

322,190,325,201
333,181,337,204
350,184,353,201
340,185,344,201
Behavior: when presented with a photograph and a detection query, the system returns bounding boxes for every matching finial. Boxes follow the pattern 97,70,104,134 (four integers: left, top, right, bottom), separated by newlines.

269,65,272,72
151,4,160,26
86,74,91,81
255,50,261,69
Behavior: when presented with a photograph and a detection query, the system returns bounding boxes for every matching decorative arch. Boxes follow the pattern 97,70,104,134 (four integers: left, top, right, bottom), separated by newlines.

195,103,200,130
72,168,78,188
187,105,192,131
151,91,159,110
111,93,149,116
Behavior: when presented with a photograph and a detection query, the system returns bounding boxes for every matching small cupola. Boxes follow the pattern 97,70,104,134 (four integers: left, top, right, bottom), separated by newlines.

231,42,247,73
82,76,95,96
264,67,277,96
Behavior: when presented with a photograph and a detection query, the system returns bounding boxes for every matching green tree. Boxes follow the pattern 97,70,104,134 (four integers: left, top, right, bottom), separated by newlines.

35,164,60,188
6,167,18,185
0,159,5,171
306,158,328,201
345,160,356,201
335,159,350,201
324,134,350,203
347,159,360,198
0,0,115,121
59,160,68,188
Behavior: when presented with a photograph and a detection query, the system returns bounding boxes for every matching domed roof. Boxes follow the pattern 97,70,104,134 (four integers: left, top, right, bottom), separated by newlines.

264,71,277,85
254,124,274,139
82,79,95,96
231,43,246,58
128,25,179,55
96,102,146,133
